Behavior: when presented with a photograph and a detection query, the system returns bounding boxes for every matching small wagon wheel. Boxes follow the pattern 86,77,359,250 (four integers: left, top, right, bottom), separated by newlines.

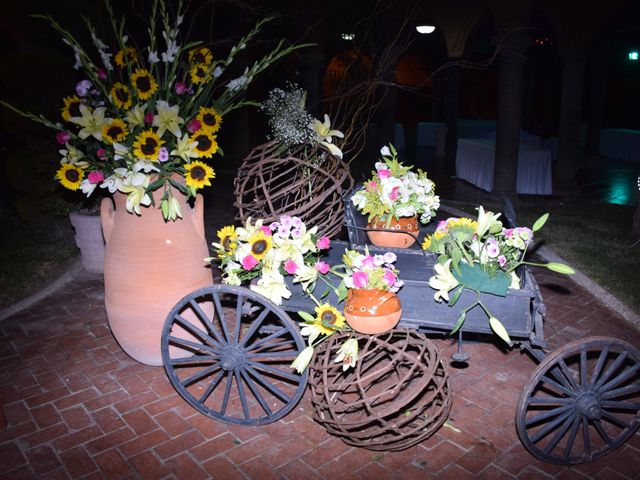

161,285,308,426
516,336,640,464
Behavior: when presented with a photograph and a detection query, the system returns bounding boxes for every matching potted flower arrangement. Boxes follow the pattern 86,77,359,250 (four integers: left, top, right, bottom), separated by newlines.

350,144,440,248
422,207,574,344
0,0,305,365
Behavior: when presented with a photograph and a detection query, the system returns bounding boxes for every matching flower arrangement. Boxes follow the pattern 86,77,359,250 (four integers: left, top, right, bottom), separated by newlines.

350,144,440,226
422,207,574,344
1,1,305,220
341,249,404,292
209,215,332,305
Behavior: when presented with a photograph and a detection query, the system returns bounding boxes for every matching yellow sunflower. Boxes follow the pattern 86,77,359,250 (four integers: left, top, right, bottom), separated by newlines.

189,130,218,158
314,304,345,334
247,231,272,261
196,106,222,133
102,119,129,144
184,160,215,190
189,63,210,85
188,47,213,65
55,163,84,191
447,217,478,232
61,95,83,121
110,83,133,110
133,130,164,161
131,68,158,100
114,47,137,68
217,225,238,255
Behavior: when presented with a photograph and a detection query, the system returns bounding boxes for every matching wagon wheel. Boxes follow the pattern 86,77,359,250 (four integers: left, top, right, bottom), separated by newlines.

516,336,640,464
161,285,308,426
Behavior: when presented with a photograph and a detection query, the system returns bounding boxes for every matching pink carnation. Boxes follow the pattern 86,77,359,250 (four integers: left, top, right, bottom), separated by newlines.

361,255,376,269
144,111,154,124
315,261,330,275
366,180,377,191
188,119,201,133
97,68,107,79
260,225,273,236
378,169,391,180
174,81,188,95
56,131,71,145
316,236,330,250
284,260,298,275
352,271,369,289
241,255,259,270
383,270,397,287
87,171,104,184
96,148,107,160
389,186,400,201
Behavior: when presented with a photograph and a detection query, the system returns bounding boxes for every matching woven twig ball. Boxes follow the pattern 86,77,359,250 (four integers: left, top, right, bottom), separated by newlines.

308,330,451,451
234,141,354,238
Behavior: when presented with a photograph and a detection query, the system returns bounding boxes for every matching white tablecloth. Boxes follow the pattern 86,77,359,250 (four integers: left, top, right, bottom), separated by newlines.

456,139,553,195
600,129,640,162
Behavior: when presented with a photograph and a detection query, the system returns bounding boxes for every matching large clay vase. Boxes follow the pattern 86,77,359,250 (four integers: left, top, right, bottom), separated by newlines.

101,187,213,366
367,216,419,248
343,288,402,334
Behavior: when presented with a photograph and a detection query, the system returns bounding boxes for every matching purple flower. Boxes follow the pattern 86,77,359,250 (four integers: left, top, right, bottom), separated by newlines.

241,255,258,270
280,215,293,229
174,81,188,94
291,228,302,239
383,252,397,264
503,228,514,238
291,217,302,228
485,239,500,258
498,255,507,268
315,261,330,274
352,271,369,288
97,68,107,79
56,131,71,145
383,270,397,287
158,147,169,162
75,80,92,97
284,260,298,274
316,236,330,250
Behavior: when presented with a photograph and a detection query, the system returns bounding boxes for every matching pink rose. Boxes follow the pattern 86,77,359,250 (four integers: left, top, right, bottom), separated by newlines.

56,131,71,145
96,148,107,160
174,81,188,94
260,225,273,236
352,271,369,289
87,171,104,184
241,255,259,270
378,169,391,180
284,259,298,275
144,112,154,124
188,119,201,133
316,236,330,250
315,261,330,275
383,270,397,287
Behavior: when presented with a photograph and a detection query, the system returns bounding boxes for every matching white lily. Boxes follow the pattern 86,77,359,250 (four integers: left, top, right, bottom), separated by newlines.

125,103,147,130
118,171,151,215
100,168,128,193
59,143,89,168
250,269,291,305
428,259,459,302
170,133,199,162
311,114,344,159
334,338,359,371
290,346,314,374
476,206,502,237
79,179,97,196
113,143,131,161
153,101,184,138
69,104,110,141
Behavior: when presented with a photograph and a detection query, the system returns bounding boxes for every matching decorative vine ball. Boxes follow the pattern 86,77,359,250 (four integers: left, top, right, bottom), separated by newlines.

234,141,354,238
308,330,451,451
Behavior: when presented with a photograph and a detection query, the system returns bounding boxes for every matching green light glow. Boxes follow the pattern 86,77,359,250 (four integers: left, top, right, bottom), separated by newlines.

629,51,639,61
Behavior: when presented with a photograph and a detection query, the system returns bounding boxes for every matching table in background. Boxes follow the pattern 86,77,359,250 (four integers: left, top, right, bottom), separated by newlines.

455,139,553,195
600,129,640,162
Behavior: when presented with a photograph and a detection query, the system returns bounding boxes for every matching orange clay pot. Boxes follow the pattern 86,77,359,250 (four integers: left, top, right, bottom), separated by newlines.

343,288,402,334
100,186,212,366
367,216,419,248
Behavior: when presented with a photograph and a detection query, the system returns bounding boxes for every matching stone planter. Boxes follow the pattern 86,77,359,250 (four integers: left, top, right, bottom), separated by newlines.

69,210,105,274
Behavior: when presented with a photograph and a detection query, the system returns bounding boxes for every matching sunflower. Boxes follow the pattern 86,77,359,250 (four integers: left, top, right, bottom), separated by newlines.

188,47,213,65
189,130,218,158
196,106,222,133
131,68,158,100
217,225,238,255
189,63,210,85
247,231,272,261
114,47,137,68
110,83,133,110
55,163,84,191
184,160,215,190
314,304,345,334
133,130,164,161
61,95,83,121
447,217,478,232
102,119,129,144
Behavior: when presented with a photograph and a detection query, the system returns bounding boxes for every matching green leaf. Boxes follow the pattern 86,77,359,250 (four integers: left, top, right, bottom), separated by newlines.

336,281,348,303
320,288,330,299
161,199,168,219
449,311,466,336
168,177,189,195
489,317,512,345
453,263,510,297
298,311,315,323
147,178,165,192
546,262,575,275
532,213,549,232
448,285,464,307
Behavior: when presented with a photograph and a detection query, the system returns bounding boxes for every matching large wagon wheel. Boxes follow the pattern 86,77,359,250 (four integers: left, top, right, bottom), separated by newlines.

516,337,640,464
161,285,308,426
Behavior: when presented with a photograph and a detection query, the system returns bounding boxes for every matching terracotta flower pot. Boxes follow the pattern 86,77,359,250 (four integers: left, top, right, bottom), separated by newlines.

367,216,419,248
101,186,213,366
344,288,402,334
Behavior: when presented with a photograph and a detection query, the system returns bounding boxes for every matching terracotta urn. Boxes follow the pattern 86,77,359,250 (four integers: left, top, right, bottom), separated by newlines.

100,187,213,366
367,216,419,248
343,288,402,334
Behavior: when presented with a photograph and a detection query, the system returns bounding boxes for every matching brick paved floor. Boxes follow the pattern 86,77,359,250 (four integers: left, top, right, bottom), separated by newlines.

1,264,639,479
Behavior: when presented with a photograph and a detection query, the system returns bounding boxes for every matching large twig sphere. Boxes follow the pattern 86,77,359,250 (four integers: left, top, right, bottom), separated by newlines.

234,141,354,238
308,330,451,451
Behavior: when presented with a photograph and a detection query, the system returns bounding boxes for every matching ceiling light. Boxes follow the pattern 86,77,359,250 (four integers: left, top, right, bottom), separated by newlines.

341,33,355,41
416,25,436,34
